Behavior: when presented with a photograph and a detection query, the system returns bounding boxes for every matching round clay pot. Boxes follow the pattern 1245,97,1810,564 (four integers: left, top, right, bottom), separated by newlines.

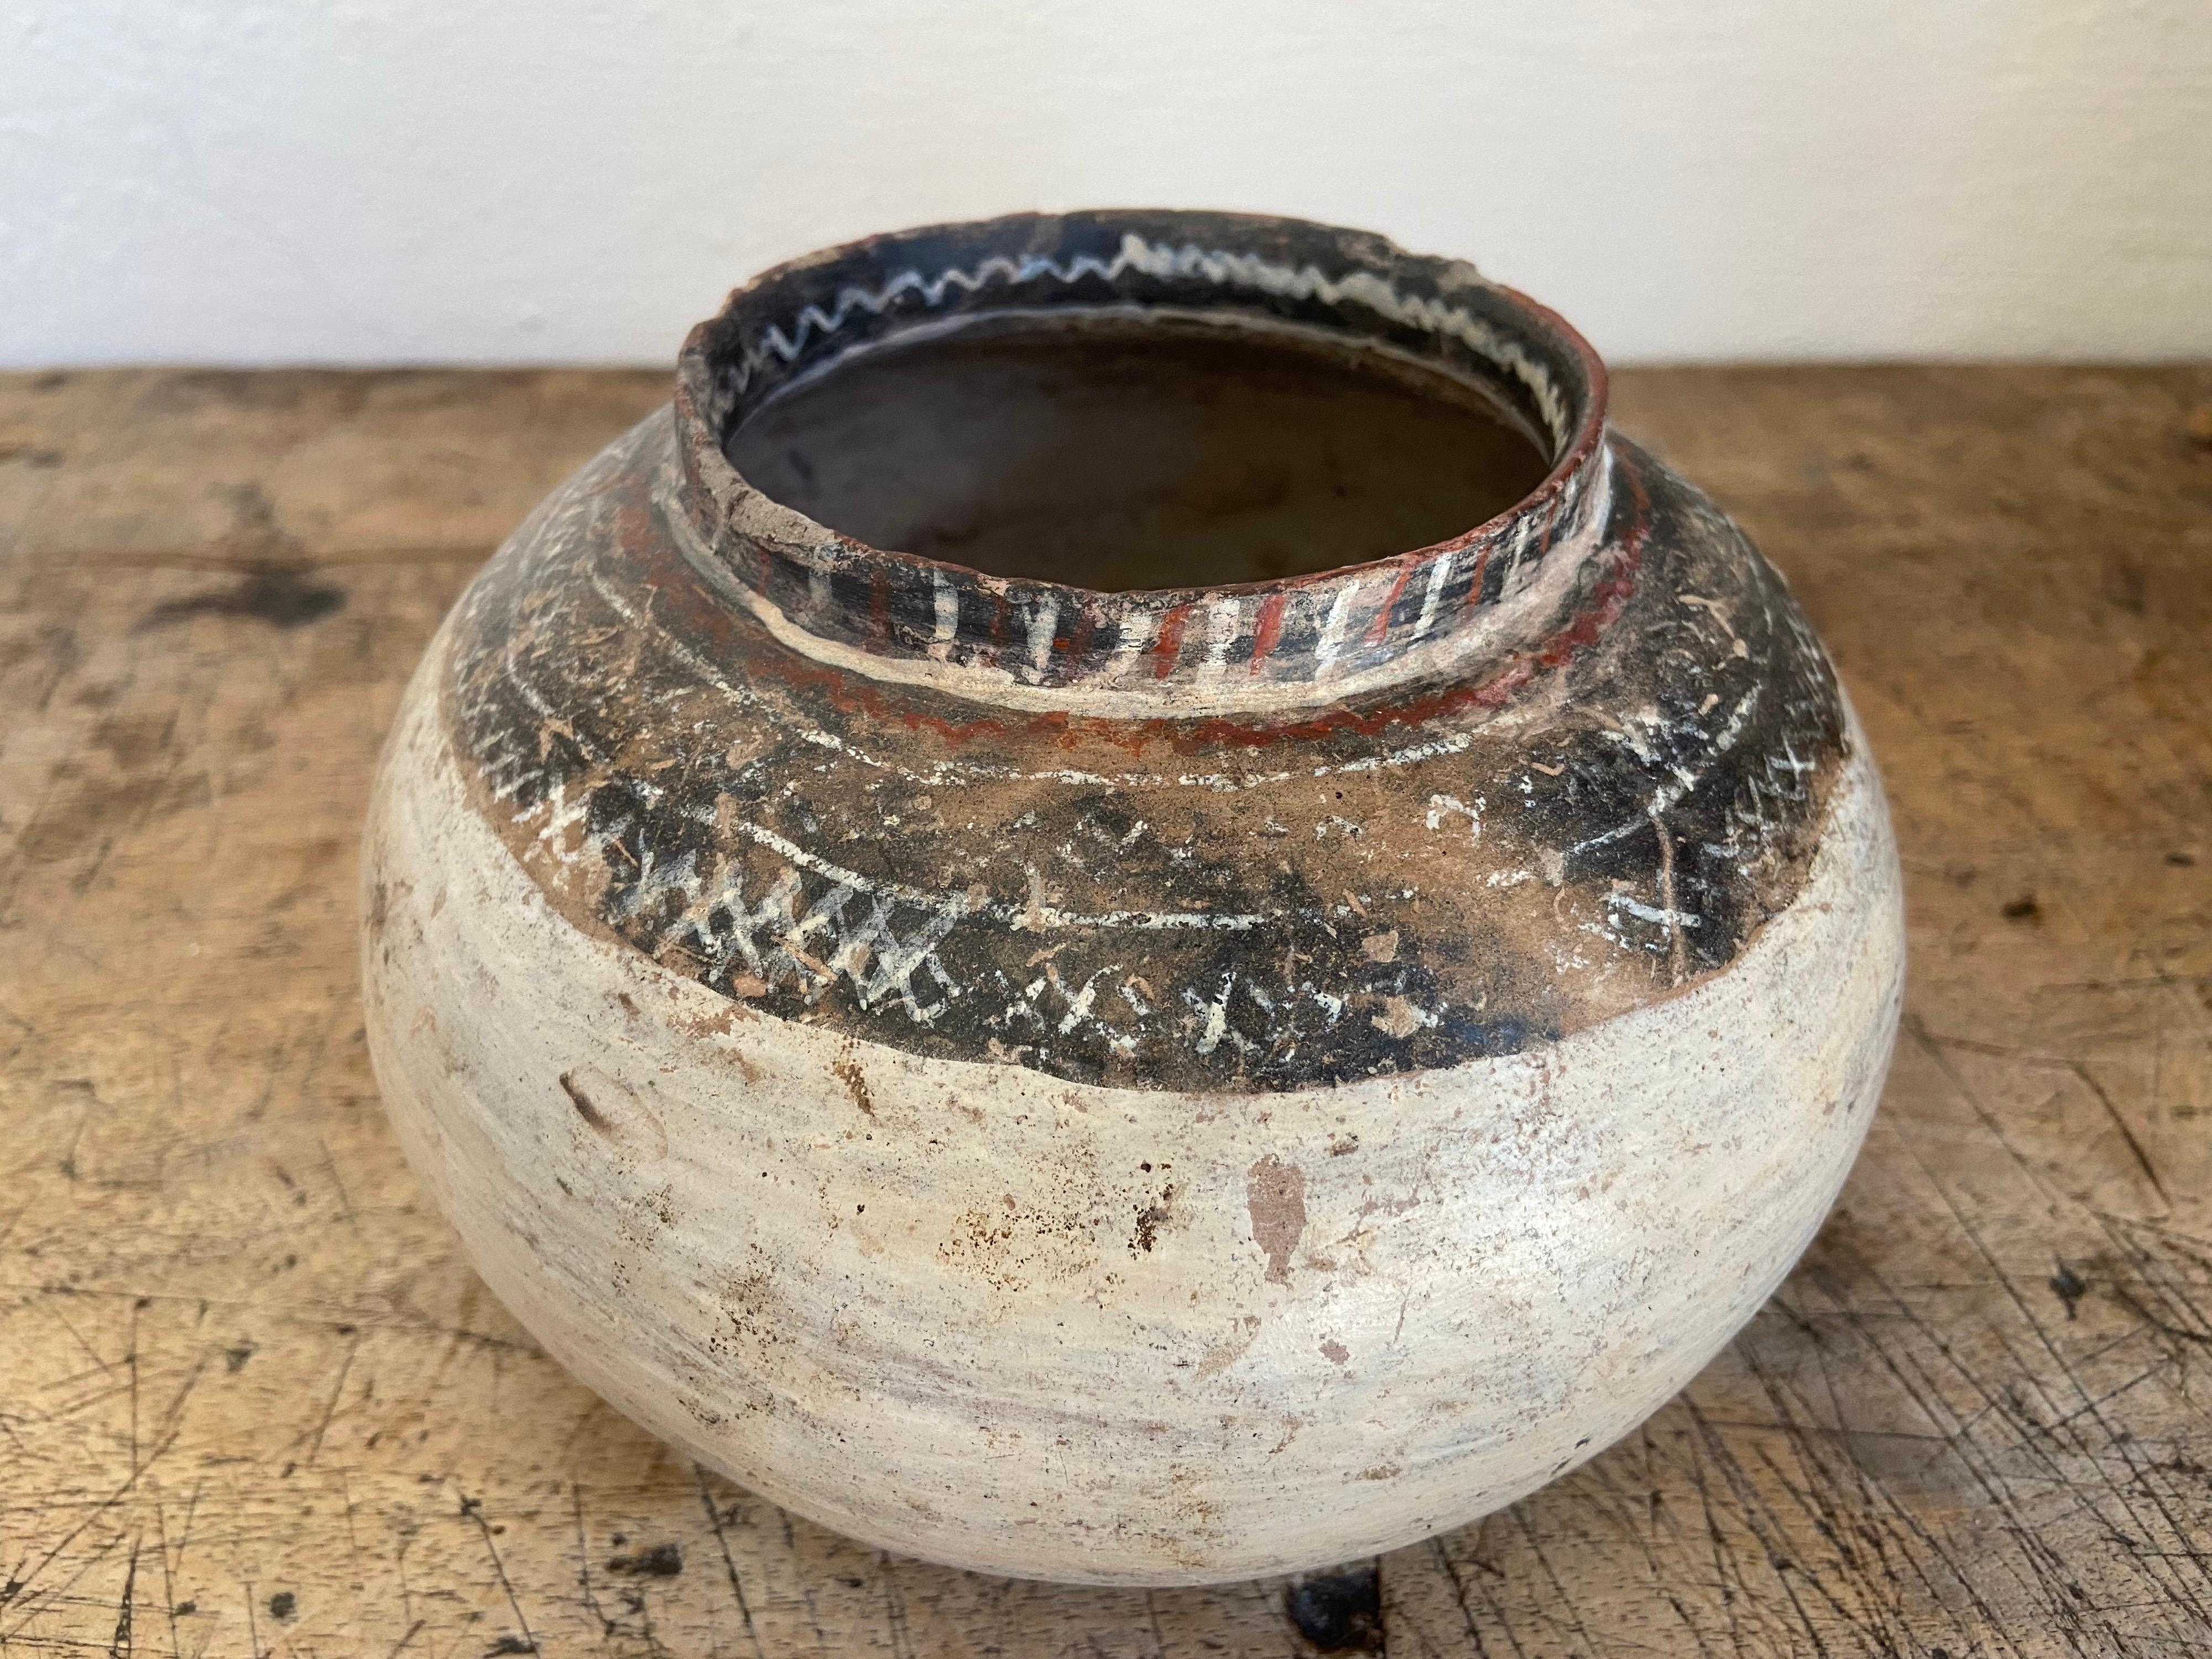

362,210,1903,1587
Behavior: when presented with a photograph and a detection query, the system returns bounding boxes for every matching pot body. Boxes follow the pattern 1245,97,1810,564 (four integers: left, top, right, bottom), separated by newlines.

361,212,1903,1585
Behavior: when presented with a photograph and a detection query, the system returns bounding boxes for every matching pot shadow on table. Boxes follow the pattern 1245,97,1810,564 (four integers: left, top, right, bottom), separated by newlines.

3,366,2209,1657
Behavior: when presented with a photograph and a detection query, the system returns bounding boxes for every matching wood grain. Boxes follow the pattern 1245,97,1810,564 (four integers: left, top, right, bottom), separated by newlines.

3,363,2209,1656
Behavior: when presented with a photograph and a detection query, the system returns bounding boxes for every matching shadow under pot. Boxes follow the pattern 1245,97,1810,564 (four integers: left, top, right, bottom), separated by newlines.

361,208,1904,1587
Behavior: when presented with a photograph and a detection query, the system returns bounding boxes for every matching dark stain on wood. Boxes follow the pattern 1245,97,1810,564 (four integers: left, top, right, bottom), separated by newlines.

137,561,347,631
1285,1564,1384,1652
604,1543,682,1577
2049,1261,2088,1319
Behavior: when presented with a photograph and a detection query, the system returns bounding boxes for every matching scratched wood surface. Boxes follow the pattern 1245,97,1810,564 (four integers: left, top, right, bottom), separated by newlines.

3,362,2210,1658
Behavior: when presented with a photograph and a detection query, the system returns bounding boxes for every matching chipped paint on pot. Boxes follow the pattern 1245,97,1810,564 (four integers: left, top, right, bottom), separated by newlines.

361,210,1904,1586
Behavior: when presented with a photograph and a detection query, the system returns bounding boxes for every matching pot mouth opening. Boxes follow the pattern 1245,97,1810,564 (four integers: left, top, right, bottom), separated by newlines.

722,307,1556,594
669,210,1613,716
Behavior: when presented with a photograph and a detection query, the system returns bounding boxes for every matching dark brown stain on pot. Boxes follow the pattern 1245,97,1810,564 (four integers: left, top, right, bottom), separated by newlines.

831,1057,874,1117
1246,1155,1308,1284
560,1073,614,1135
1131,1194,1171,1255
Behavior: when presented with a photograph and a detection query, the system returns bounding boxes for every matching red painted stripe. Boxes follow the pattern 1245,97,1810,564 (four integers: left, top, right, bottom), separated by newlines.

1248,590,1290,672
1462,539,1494,610
1151,603,1191,679
1535,489,1564,557
1367,557,1417,644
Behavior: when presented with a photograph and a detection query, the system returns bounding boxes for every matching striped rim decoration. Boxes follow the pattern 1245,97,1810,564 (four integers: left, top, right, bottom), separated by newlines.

667,210,1613,717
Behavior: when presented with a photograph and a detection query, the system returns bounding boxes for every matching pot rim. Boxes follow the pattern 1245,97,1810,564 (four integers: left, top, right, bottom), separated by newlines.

666,209,1617,716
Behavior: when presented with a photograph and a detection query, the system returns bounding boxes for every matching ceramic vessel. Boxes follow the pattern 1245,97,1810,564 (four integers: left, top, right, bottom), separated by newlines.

361,210,1904,1586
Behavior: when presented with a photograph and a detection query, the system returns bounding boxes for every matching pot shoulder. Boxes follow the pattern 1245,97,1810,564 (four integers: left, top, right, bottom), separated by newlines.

418,410,1865,1094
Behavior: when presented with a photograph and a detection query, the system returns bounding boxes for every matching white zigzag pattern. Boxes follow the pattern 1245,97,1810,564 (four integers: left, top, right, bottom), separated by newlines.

730,233,1569,444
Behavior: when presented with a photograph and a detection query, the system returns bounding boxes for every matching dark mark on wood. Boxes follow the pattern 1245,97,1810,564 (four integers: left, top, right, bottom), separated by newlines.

109,1540,138,1657
136,562,347,632
2049,1261,2086,1319
604,1543,682,1577
1285,1563,1384,1652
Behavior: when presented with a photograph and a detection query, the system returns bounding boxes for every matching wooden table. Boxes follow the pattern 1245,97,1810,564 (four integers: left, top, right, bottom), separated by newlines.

4,364,2210,1657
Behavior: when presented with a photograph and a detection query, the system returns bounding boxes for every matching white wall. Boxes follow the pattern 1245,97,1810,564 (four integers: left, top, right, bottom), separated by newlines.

5,0,2208,368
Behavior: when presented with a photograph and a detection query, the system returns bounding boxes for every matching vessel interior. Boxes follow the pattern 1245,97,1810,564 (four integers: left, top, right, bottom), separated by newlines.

724,313,1554,593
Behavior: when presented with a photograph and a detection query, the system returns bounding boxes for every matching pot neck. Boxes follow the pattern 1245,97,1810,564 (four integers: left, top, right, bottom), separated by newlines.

667,210,1613,718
